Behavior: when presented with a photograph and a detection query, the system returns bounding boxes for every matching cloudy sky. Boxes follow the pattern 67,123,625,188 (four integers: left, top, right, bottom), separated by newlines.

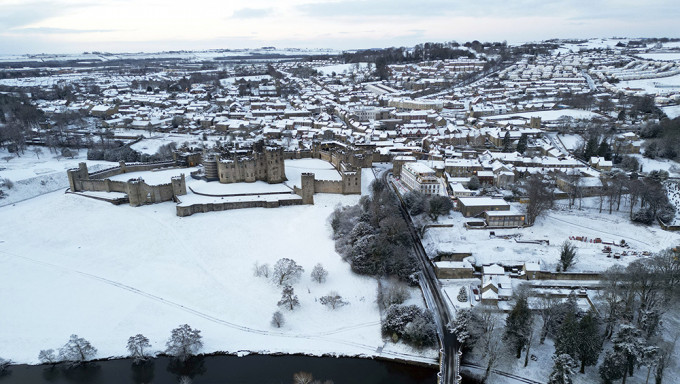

0,0,677,54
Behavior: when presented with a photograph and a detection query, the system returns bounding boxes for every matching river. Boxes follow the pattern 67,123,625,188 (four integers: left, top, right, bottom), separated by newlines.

0,354,438,384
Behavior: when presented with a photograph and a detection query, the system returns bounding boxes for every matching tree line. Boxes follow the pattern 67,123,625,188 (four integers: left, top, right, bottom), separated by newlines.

330,179,438,348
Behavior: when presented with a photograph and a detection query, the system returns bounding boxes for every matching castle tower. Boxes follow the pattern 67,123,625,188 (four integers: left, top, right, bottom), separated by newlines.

203,154,219,181
126,179,143,207
67,162,89,191
172,174,187,196
265,147,287,183
530,116,541,129
341,167,361,195
300,173,315,205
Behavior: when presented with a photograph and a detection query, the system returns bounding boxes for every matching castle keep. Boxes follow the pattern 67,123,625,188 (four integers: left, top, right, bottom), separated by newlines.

201,146,286,184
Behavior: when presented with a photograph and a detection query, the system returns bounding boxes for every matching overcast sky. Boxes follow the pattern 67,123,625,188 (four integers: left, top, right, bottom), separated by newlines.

0,0,678,54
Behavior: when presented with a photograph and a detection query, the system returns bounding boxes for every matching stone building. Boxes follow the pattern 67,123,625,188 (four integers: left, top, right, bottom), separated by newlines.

401,162,441,195
202,146,287,184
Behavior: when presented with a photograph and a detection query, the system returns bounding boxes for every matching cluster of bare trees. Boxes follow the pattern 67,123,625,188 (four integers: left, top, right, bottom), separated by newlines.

0,93,44,155
38,335,97,367
594,171,675,225
522,174,555,225
254,258,344,327
557,168,674,226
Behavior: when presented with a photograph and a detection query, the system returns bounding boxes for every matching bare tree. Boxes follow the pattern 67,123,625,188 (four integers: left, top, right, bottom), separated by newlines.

38,349,59,365
58,334,97,365
165,324,203,361
599,266,629,339
272,258,304,286
271,311,285,328
127,334,152,363
32,147,43,159
536,294,558,344
628,178,644,219
310,263,328,283
655,334,678,384
475,307,502,383
278,285,300,311
563,171,582,209
523,174,554,225
253,262,271,278
320,292,348,309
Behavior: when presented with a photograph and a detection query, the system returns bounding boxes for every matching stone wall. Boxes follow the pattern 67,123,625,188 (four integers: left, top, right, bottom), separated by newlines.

176,196,303,217
283,150,313,160
435,266,475,279
526,271,602,281
67,161,187,207
434,252,473,262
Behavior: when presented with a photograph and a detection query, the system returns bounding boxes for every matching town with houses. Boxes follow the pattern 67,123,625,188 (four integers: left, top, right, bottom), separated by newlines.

1,37,680,384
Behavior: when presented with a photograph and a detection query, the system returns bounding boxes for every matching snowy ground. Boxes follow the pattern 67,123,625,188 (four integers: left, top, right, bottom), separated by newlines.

285,158,343,187
0,147,116,207
637,53,680,61
108,167,199,184
631,154,680,177
0,159,437,365
556,134,583,151
191,179,292,195
485,109,603,122
422,198,680,273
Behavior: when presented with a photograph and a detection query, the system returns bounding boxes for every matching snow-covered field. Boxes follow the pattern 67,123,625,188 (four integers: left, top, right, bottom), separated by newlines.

637,53,680,61
0,158,437,365
618,73,680,94
314,63,369,76
486,109,603,122
554,38,629,55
